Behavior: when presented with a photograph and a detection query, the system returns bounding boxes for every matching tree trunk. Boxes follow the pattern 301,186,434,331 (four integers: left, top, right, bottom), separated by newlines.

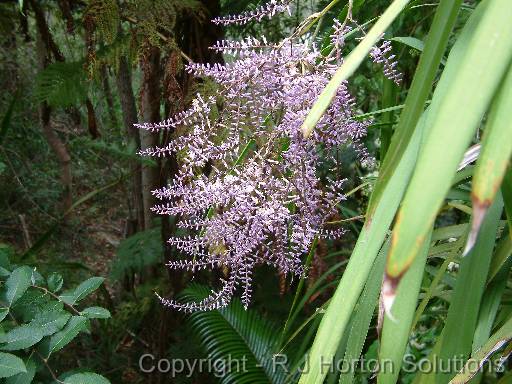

115,55,144,233
100,64,118,129
139,46,161,230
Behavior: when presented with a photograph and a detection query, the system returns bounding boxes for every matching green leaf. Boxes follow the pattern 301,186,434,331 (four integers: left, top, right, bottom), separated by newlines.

30,309,71,337
80,307,111,319
368,0,463,215
338,238,389,384
184,284,287,384
59,277,104,305
0,352,26,378
63,372,110,384
298,108,427,384
45,316,88,356
47,273,63,293
465,64,512,254
378,230,432,384
34,62,88,108
0,308,8,322
391,36,424,52
417,194,503,382
0,324,44,351
3,267,33,307
6,357,36,384
385,0,512,282
301,0,410,138
449,314,512,384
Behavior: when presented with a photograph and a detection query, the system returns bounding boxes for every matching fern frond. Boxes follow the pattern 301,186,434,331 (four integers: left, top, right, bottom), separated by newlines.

84,0,120,44
182,284,289,384
34,62,88,107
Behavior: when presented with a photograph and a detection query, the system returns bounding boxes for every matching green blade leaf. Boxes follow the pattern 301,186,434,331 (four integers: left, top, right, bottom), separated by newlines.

59,277,104,305
80,307,111,319
385,0,512,289
378,230,432,384
465,64,512,254
368,0,463,215
0,353,26,378
449,314,512,384
298,108,426,384
338,238,389,384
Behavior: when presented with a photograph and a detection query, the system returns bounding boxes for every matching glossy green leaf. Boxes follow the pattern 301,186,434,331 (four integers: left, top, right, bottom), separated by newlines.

63,372,111,384
47,272,64,293
465,64,512,254
0,325,44,351
6,357,36,384
59,277,104,305
0,353,26,378
80,307,111,319
44,316,88,356
3,267,33,307
30,309,71,337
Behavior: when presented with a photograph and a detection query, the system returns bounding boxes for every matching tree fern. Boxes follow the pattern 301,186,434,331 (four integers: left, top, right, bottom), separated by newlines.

182,284,289,384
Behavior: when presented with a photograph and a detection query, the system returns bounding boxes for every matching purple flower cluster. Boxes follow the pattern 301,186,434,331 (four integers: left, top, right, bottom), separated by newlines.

212,0,292,26
138,9,400,311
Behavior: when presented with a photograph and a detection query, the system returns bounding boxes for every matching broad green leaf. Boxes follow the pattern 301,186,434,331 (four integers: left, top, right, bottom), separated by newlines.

6,357,36,384
385,0,512,283
30,309,70,337
63,372,110,384
80,307,111,319
0,325,44,351
59,277,104,305
465,64,512,254
45,316,88,356
47,273,63,293
3,267,33,306
301,0,410,138
0,352,26,378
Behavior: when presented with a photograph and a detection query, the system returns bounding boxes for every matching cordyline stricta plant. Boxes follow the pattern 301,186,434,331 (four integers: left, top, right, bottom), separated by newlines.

137,0,400,311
